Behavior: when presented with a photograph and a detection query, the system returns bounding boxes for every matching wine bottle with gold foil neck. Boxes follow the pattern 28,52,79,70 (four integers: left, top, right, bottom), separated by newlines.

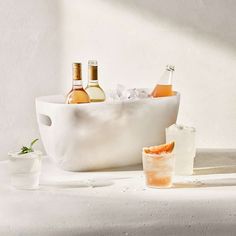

66,63,90,104
85,60,106,102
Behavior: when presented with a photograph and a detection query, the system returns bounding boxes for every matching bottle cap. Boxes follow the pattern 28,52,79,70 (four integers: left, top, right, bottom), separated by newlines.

166,65,175,71
88,60,98,66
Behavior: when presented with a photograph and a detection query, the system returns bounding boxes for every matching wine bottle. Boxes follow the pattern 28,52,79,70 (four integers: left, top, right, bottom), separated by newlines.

85,60,105,102
66,63,90,104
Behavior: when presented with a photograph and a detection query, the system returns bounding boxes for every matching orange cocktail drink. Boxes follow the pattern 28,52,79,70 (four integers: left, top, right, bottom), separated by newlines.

142,142,175,188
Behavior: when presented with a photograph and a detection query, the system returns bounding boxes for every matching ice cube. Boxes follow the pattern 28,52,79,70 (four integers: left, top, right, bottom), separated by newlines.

167,124,196,133
136,88,150,99
116,84,125,98
106,89,120,101
106,85,150,101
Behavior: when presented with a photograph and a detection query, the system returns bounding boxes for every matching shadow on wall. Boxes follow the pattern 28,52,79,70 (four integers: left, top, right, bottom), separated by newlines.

102,0,236,51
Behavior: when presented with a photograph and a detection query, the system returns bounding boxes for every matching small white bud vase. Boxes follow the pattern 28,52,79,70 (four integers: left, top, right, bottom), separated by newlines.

8,151,42,190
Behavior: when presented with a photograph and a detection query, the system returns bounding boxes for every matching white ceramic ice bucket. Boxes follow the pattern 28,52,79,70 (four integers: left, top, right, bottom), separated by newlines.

36,92,180,171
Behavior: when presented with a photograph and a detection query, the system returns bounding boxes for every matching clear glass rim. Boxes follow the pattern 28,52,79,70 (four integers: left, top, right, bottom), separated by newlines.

166,124,196,133
8,150,42,159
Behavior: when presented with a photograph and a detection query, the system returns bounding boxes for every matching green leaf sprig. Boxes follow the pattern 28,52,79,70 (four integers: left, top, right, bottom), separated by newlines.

19,139,39,155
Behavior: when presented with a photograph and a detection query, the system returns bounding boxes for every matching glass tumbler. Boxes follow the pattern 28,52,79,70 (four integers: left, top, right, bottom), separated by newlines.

142,150,175,188
166,124,196,175
8,151,42,190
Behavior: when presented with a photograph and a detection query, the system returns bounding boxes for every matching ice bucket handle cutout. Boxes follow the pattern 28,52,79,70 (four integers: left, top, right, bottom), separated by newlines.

35,96,57,129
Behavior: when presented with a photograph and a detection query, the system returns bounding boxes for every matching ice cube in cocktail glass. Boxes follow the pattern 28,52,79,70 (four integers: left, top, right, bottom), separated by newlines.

142,150,175,188
166,124,196,175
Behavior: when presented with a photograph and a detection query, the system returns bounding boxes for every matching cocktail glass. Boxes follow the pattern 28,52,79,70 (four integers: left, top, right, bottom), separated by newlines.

8,151,42,190
142,150,175,188
166,124,196,175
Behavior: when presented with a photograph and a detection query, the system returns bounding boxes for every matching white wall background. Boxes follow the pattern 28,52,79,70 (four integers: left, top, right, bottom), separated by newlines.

0,0,61,160
60,0,236,149
1,0,236,160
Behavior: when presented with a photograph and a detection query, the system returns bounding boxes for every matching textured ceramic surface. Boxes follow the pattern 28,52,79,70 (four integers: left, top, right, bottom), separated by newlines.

36,93,180,171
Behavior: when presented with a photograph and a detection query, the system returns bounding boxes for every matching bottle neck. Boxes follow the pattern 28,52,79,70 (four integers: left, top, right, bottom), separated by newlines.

72,63,83,89
72,79,83,89
88,79,99,85
165,65,174,84
167,70,173,84
159,69,173,85
88,65,98,83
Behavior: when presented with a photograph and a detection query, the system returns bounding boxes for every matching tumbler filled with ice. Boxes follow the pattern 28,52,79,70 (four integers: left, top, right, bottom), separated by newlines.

166,124,196,175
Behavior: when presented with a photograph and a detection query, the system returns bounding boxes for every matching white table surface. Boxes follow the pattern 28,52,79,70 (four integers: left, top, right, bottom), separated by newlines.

0,150,236,236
